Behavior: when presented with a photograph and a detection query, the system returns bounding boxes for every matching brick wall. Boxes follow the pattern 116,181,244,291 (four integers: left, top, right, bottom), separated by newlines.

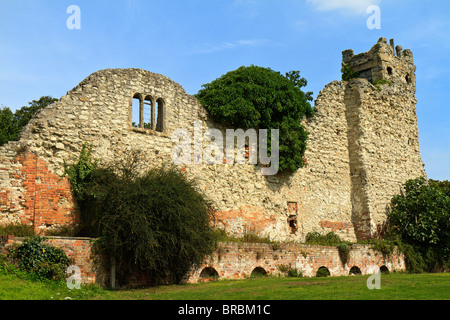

0,151,79,233
1,237,405,287
186,242,405,284
0,235,103,285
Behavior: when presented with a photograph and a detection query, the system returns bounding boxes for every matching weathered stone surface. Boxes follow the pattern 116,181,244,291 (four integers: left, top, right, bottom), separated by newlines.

0,38,425,241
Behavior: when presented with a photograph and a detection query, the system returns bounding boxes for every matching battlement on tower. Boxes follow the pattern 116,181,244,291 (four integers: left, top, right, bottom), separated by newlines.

342,37,416,89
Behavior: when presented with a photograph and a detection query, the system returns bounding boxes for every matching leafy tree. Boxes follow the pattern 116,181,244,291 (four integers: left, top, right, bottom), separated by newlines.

387,177,450,272
64,148,217,286
0,96,57,147
195,65,314,173
14,96,58,129
0,106,19,146
430,179,450,197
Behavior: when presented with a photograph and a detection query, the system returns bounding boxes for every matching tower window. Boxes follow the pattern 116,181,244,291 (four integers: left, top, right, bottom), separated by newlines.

405,74,411,84
387,67,393,75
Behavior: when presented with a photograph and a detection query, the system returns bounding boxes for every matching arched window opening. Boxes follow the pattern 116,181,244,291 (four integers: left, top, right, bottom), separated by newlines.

380,265,390,274
132,93,142,128
387,67,393,75
405,74,411,84
199,267,219,280
156,98,164,132
251,267,268,278
131,93,166,132
349,266,362,275
316,266,330,277
143,96,153,129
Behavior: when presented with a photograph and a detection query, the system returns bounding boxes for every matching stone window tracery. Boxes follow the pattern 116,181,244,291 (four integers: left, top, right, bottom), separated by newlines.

131,93,165,133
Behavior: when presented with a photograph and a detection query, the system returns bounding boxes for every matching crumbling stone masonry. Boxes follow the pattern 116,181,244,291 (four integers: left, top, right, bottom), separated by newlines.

0,38,425,242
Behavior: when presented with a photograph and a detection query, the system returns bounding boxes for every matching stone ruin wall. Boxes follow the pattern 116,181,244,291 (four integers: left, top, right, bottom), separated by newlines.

0,38,426,243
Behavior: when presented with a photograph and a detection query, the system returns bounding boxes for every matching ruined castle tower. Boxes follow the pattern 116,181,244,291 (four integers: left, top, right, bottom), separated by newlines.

0,38,425,241
341,37,425,239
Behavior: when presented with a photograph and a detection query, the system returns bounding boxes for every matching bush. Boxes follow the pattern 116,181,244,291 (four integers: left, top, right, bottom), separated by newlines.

287,268,303,278
305,231,343,246
387,177,450,272
341,63,359,81
65,148,218,286
305,232,351,265
8,236,72,281
0,223,34,237
195,66,314,173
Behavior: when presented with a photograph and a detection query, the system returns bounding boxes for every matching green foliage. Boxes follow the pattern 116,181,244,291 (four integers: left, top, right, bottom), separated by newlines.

0,223,34,237
277,264,303,277
213,228,274,244
341,63,359,81
65,147,218,285
63,142,98,203
430,179,450,197
316,267,330,277
305,232,351,265
286,268,302,278
8,236,72,281
373,78,392,90
0,96,57,147
14,96,58,129
371,239,396,256
0,106,19,146
305,231,343,246
387,177,450,272
373,79,392,86
336,243,350,265
195,65,314,173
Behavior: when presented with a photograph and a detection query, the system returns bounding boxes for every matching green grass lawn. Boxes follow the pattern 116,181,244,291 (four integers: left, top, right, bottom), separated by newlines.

0,272,448,300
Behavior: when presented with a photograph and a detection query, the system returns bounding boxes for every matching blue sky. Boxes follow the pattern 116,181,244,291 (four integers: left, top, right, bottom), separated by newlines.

0,0,449,180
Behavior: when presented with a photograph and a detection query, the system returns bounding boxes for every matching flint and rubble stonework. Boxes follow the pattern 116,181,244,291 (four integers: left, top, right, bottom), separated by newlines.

0,38,425,243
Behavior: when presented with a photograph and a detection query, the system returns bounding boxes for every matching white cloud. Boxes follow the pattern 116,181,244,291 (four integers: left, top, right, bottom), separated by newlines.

186,39,269,55
306,0,381,15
